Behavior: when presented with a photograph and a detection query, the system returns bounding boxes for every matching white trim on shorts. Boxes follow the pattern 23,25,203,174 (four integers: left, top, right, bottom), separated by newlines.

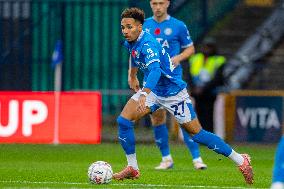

131,88,197,124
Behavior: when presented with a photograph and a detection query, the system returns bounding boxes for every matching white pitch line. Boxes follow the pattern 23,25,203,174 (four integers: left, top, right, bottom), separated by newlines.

0,180,266,189
112,183,265,189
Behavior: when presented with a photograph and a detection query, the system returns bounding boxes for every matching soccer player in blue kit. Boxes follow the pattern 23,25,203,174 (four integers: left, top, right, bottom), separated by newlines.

140,0,206,170
114,7,254,185
271,134,284,189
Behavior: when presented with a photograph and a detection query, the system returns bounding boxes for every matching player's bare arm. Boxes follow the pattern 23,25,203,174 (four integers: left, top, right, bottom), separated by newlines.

128,66,140,92
171,45,195,66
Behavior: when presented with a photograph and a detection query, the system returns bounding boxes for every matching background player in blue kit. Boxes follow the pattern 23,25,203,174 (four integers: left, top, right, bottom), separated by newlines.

114,7,253,185
133,0,207,170
271,133,284,189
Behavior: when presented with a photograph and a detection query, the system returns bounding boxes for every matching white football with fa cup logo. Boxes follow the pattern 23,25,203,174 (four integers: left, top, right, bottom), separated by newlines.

87,161,113,184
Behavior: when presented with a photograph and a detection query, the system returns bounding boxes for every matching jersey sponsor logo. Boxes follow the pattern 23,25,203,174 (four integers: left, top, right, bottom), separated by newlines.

154,28,161,35
156,38,170,48
164,28,172,35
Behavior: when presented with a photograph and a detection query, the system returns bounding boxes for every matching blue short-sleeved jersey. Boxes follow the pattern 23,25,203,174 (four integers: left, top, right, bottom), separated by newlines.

123,31,186,97
143,16,193,78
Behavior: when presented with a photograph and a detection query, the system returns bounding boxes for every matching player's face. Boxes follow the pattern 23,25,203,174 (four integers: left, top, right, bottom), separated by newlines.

121,18,142,42
150,0,169,18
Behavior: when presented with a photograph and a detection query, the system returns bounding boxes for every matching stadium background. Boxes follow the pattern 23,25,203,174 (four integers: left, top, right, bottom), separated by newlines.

0,0,283,188
0,0,283,144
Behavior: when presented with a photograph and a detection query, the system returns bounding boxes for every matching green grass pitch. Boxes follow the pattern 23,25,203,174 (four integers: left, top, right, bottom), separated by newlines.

0,143,275,188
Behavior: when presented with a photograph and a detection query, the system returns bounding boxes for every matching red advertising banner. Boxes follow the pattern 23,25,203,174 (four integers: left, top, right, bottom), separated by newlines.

58,92,102,144
0,92,101,144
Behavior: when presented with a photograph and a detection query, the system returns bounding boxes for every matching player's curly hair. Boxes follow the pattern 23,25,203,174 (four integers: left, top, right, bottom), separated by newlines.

121,7,145,25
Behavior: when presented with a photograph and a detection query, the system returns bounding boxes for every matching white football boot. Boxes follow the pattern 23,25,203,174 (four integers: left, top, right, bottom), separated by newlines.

271,182,284,189
193,157,207,170
155,159,174,170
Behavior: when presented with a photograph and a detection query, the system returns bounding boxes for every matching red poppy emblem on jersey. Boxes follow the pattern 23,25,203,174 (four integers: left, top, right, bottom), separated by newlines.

131,50,136,58
154,28,161,35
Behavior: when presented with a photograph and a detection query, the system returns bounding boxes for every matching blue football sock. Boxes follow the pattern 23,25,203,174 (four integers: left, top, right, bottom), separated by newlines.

272,136,284,183
181,127,200,159
117,116,135,155
153,124,170,157
192,129,232,157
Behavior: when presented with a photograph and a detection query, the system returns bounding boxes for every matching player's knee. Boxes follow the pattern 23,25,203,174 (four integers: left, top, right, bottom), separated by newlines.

150,109,166,126
119,99,141,121
151,118,165,126
151,114,166,126
181,119,202,135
